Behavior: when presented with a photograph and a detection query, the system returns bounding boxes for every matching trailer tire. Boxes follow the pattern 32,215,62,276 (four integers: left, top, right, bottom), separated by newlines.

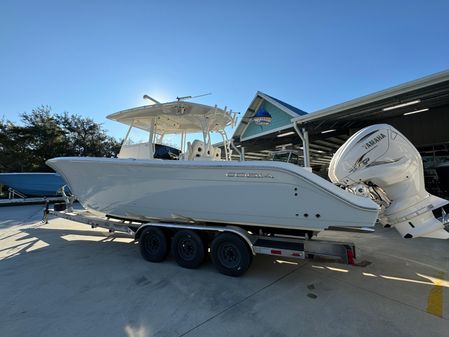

139,227,169,262
211,233,252,277
172,230,206,269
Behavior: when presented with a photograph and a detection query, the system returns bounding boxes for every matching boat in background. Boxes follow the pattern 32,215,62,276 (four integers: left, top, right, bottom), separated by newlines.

270,149,302,165
0,172,66,197
436,162,449,195
0,143,177,199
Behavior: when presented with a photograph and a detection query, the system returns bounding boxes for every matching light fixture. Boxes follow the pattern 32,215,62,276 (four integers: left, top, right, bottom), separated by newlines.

382,99,420,111
321,129,336,134
403,108,429,116
309,149,325,154
276,143,293,148
277,131,295,138
143,94,161,104
246,152,268,158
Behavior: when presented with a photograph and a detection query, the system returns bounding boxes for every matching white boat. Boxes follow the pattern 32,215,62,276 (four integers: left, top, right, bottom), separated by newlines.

46,99,380,234
47,157,379,231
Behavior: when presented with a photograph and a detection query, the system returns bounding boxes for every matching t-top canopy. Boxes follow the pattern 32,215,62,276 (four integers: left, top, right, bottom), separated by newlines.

107,101,235,134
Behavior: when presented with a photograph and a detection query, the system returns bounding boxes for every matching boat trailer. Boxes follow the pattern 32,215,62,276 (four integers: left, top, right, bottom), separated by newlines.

43,202,359,276
0,187,65,207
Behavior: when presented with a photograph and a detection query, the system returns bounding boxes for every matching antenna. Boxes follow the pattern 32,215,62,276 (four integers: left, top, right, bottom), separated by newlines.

143,95,161,104
176,92,212,101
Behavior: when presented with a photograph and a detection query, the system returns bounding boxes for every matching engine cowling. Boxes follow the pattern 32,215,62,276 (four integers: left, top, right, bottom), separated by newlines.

329,124,449,239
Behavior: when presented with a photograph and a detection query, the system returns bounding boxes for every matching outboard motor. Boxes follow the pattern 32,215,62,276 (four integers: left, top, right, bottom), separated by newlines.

329,124,449,239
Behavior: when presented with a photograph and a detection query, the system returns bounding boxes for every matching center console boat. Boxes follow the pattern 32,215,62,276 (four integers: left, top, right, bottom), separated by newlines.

47,99,380,234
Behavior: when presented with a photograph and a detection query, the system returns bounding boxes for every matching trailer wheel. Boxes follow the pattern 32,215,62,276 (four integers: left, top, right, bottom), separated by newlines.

172,230,206,269
211,233,252,277
139,227,169,262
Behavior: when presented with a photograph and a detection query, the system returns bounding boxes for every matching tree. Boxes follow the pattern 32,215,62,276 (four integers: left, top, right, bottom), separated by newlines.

0,106,122,172
56,112,121,157
20,106,68,171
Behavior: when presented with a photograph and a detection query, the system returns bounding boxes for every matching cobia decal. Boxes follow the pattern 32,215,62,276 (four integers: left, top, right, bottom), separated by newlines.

226,172,274,179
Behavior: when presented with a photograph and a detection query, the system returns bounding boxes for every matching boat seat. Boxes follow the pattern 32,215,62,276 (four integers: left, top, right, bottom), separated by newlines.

213,147,222,160
187,140,218,160
189,140,205,160
205,145,213,157
179,142,193,160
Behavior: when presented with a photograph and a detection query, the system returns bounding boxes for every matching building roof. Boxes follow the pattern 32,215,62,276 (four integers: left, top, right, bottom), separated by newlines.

232,91,307,141
291,69,449,133
263,93,307,116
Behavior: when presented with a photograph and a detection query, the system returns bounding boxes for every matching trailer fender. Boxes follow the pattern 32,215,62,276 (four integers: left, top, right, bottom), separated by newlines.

134,223,255,255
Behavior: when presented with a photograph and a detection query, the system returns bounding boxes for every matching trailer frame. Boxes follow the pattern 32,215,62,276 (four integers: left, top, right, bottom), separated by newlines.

43,204,358,275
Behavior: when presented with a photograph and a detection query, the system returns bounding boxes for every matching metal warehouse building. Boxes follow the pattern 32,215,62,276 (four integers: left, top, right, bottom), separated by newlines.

231,69,449,193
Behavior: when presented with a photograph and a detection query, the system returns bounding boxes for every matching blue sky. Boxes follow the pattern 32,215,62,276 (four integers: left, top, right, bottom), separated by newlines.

1,0,449,139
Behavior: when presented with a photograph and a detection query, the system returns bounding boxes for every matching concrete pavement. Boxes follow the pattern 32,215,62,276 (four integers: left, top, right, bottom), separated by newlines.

0,205,447,337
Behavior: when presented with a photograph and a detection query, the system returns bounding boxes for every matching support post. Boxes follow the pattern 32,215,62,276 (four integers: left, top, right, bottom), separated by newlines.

123,120,135,145
303,128,310,168
293,123,310,168
148,118,155,159
230,139,245,161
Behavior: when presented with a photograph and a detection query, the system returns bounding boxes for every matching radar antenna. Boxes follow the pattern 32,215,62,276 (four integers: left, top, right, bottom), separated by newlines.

176,92,212,101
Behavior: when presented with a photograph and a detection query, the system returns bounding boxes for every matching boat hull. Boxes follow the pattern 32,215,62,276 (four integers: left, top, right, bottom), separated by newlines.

46,158,379,232
0,173,66,197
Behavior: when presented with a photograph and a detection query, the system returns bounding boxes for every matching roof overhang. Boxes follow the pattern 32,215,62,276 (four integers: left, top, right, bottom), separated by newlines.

291,69,449,135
